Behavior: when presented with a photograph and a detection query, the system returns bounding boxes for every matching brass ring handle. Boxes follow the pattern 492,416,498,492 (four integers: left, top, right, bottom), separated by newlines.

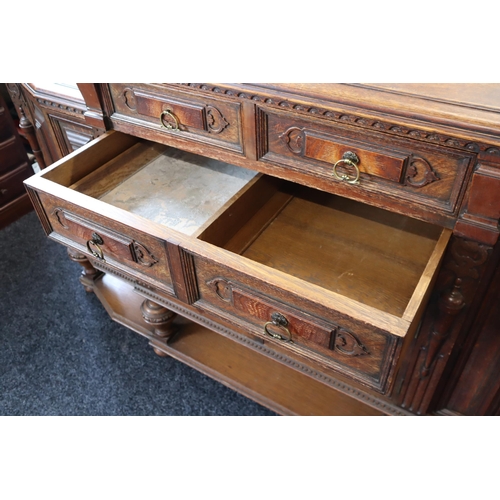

332,151,360,185
159,109,180,131
86,232,105,260
263,312,292,343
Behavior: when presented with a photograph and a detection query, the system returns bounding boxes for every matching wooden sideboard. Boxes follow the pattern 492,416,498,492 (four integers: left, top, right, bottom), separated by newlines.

19,83,500,415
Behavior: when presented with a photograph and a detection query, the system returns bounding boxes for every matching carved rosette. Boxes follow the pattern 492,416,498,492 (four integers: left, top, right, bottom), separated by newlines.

331,329,370,356
205,106,228,133
404,156,439,188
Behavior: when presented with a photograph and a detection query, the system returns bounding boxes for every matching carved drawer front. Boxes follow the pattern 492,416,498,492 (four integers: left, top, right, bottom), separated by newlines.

24,131,260,302
259,107,474,215
108,84,243,154
189,172,453,393
38,192,173,293
193,257,401,393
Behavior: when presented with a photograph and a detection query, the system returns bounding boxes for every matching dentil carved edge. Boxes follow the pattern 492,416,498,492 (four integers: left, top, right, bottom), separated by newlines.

181,83,500,156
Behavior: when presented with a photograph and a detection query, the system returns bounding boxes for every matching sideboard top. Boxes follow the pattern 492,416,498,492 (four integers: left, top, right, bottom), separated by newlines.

202,83,500,145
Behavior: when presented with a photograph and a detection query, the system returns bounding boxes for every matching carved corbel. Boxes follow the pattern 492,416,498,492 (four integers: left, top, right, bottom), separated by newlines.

397,236,492,415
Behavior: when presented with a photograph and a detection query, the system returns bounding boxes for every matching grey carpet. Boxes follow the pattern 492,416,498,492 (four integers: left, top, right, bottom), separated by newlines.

0,211,275,415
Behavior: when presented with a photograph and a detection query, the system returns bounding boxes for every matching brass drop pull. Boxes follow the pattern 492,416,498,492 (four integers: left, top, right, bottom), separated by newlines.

264,312,292,343
159,109,180,131
332,151,360,185
86,232,104,260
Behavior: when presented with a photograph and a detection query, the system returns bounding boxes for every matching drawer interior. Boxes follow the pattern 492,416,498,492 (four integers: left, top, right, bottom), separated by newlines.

198,177,445,318
46,132,449,322
69,138,258,237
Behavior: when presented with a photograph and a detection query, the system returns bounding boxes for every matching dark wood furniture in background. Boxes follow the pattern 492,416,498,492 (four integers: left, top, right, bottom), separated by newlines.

5,84,103,169
0,90,33,229
14,83,500,415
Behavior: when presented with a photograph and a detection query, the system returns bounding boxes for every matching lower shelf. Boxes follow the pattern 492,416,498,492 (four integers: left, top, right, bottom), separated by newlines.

93,272,405,416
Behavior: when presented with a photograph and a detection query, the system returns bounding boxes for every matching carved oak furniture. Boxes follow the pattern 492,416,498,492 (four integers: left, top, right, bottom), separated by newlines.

21,84,500,415
5,83,104,169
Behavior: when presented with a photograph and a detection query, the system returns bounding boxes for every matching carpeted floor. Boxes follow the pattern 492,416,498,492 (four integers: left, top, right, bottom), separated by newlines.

0,211,275,416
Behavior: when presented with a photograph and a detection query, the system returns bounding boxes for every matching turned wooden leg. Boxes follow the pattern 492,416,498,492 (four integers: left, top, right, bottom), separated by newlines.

67,247,101,292
140,299,177,356
17,105,46,170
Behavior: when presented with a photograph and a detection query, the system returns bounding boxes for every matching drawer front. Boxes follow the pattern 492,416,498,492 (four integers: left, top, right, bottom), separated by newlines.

0,164,31,206
193,255,401,393
108,84,244,154
0,137,24,176
259,107,473,214
37,191,175,294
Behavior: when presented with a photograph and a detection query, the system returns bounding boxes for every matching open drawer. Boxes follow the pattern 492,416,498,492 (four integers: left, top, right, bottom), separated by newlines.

25,130,451,393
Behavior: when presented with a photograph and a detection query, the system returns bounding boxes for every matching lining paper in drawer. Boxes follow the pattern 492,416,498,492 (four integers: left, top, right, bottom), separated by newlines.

100,148,257,236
